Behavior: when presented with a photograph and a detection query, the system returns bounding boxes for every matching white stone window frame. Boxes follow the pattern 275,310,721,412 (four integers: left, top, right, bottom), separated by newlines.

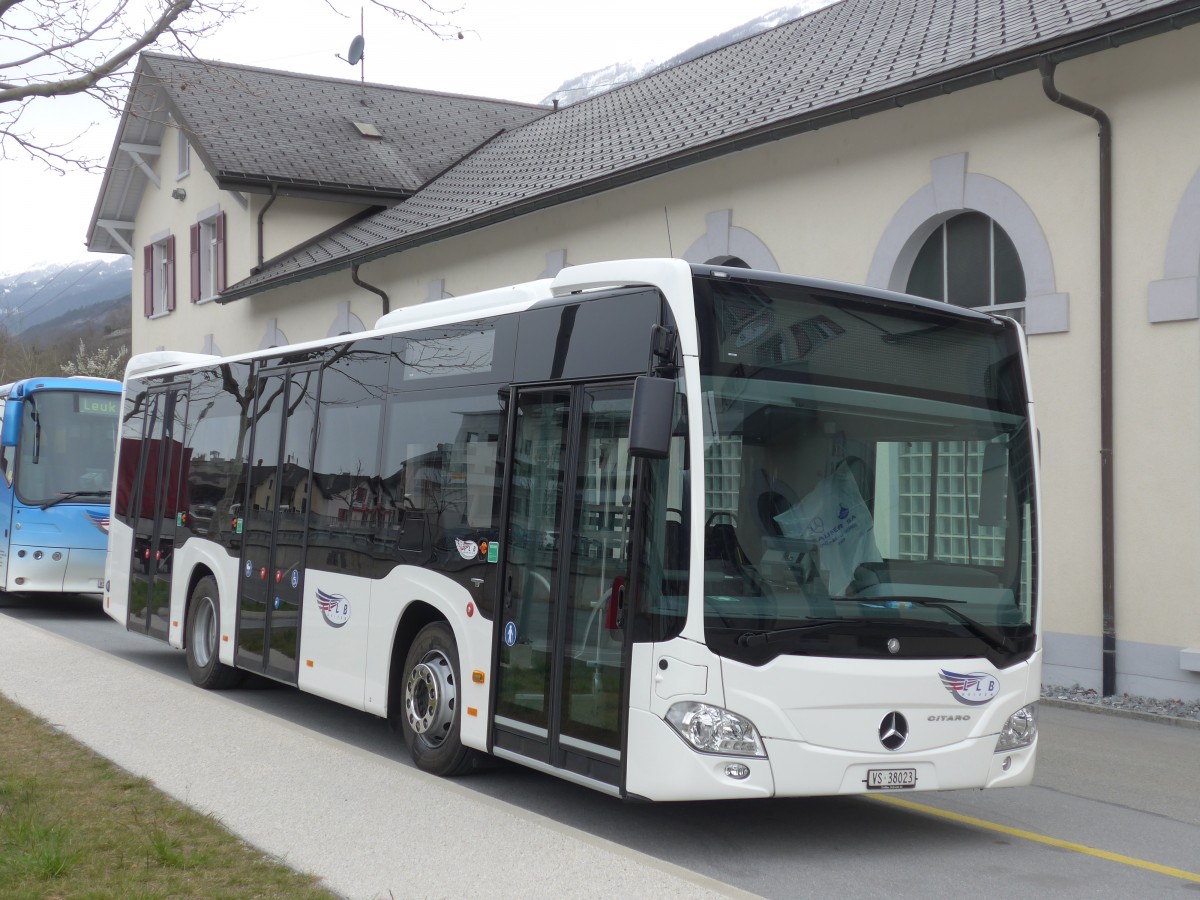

868,153,1069,335
682,210,780,270
1149,166,1200,323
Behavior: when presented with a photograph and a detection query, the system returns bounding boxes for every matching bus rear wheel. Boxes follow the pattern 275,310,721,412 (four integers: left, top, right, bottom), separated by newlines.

399,622,476,776
185,576,242,690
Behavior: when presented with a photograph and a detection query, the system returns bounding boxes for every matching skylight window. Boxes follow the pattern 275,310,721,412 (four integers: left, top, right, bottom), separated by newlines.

353,121,382,138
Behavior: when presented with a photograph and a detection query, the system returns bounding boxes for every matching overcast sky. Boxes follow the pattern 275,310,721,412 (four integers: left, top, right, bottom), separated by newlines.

0,1,818,273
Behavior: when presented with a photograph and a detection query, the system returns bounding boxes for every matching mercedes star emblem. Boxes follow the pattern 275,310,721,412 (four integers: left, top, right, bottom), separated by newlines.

879,711,909,750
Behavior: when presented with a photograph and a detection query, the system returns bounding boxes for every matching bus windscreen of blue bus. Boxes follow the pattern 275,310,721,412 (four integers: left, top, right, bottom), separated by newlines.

14,390,118,506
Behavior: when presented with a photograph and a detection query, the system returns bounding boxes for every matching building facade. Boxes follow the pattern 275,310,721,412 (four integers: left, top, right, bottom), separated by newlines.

89,0,1200,701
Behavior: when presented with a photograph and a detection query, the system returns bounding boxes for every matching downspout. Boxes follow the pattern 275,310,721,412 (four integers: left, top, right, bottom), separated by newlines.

257,186,279,269
1038,57,1116,696
351,262,389,316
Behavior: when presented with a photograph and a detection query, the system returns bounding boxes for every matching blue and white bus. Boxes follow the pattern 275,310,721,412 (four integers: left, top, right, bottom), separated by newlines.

0,376,121,595
105,260,1040,800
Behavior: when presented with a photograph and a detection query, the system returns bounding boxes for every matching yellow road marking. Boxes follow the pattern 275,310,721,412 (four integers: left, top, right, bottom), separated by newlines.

869,793,1200,885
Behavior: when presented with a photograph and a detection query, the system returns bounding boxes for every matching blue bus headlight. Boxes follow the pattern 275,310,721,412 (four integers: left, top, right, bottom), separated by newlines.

995,703,1038,752
665,702,766,758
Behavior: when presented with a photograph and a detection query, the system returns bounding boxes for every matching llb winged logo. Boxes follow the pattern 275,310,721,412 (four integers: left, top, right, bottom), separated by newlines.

938,669,1000,706
316,588,351,628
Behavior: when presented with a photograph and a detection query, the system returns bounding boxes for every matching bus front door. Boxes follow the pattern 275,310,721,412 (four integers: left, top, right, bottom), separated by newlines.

127,385,188,640
492,383,635,792
235,365,319,685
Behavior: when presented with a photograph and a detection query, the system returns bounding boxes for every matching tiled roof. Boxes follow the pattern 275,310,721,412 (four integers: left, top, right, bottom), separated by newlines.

138,54,548,197
87,55,547,255
224,0,1200,299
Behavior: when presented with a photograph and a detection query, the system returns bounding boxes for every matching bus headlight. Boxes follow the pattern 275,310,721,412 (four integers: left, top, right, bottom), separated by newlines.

995,703,1038,752
665,702,766,758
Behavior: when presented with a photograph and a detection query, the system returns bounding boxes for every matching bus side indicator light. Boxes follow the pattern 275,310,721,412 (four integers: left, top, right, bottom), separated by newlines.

467,707,478,717
472,670,485,683
306,660,314,668
222,635,229,642
172,620,179,628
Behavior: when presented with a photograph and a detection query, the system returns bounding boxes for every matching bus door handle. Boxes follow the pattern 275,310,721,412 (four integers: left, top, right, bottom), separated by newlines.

605,576,626,630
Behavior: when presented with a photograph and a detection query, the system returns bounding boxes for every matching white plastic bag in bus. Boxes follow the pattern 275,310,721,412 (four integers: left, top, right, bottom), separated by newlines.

773,460,881,595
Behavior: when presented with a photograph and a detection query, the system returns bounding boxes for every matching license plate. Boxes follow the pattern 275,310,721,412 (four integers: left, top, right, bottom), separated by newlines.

866,767,917,790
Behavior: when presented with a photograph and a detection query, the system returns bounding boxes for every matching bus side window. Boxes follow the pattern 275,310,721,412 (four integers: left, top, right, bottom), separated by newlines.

380,385,505,616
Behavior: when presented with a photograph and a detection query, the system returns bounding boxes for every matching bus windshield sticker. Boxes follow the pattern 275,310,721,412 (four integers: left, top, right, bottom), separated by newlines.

455,538,480,561
504,621,517,647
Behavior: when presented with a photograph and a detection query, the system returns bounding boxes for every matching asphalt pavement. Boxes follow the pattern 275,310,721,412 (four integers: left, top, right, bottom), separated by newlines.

0,614,748,900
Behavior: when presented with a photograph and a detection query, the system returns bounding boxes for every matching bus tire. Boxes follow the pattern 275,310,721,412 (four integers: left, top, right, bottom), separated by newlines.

185,575,243,690
399,621,476,776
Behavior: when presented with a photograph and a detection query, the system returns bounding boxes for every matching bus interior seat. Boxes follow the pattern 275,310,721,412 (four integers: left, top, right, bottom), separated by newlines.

752,469,799,537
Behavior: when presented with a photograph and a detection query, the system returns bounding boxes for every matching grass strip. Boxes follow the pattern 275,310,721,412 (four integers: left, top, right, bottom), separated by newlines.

0,691,337,899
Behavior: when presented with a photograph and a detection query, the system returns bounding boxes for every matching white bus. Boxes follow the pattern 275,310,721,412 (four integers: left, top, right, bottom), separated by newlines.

105,259,1040,800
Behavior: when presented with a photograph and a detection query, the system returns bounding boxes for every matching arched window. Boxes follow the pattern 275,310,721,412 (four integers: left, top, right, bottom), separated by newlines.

906,212,1026,320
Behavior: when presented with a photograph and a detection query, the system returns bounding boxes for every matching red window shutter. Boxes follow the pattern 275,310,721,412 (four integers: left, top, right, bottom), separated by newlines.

143,245,154,317
165,234,177,311
215,211,227,293
190,223,201,303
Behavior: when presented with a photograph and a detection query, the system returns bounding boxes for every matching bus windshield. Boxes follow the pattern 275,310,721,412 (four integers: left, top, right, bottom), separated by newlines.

693,273,1036,668
15,390,118,507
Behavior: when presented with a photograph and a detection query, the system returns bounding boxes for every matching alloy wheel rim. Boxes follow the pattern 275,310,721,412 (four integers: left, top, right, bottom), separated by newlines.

405,649,456,746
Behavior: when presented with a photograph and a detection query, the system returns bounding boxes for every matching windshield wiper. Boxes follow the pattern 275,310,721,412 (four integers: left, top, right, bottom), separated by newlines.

40,490,111,510
736,619,855,648
830,596,1014,655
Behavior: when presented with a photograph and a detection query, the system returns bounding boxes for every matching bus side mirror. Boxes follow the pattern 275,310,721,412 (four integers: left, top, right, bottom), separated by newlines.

1,399,21,447
628,375,674,459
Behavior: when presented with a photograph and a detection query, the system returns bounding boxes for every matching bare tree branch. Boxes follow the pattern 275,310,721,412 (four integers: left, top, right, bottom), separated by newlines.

0,0,464,171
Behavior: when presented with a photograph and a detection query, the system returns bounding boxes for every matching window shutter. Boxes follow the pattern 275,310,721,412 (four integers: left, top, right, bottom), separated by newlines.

215,211,227,293
190,223,201,303
143,245,154,317
165,234,177,311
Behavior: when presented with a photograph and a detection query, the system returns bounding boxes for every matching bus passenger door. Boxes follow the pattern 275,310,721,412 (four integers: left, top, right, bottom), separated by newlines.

235,365,319,684
127,385,188,640
492,383,635,792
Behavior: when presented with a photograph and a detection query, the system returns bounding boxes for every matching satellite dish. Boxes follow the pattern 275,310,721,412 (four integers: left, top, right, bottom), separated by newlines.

347,35,364,66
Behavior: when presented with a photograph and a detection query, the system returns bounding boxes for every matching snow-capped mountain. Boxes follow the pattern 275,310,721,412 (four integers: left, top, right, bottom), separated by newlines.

542,2,833,105
0,256,131,336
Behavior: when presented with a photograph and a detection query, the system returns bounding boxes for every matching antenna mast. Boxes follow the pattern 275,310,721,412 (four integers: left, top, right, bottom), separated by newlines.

339,8,365,83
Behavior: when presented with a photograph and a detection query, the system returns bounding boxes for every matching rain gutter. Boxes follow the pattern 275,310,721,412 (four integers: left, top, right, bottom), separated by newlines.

1038,59,1117,697
351,262,390,316
256,186,278,270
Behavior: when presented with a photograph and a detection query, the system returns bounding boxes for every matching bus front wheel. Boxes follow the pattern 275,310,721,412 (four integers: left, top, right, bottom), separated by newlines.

399,622,476,776
185,576,243,690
